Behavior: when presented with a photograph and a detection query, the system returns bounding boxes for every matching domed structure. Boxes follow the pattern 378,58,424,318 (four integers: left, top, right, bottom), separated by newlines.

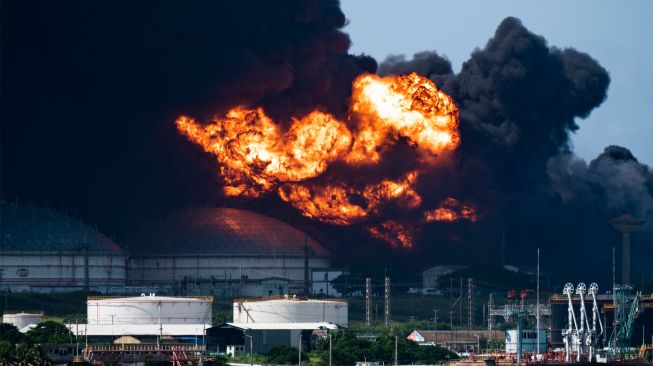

125,208,328,257
124,207,332,297
0,202,125,293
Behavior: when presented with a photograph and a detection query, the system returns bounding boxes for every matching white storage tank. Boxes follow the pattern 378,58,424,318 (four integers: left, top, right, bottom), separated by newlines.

87,295,212,325
2,312,44,330
233,298,348,327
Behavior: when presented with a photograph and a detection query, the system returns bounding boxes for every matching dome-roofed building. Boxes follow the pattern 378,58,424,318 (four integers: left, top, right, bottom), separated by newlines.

124,207,331,297
0,202,126,293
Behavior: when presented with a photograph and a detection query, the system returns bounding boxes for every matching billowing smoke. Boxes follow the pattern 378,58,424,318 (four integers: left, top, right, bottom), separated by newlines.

2,0,374,233
378,17,652,278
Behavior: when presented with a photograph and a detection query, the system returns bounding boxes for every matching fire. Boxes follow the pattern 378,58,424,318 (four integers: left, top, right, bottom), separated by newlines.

348,73,459,163
423,197,479,223
367,220,415,249
176,108,351,198
176,72,470,247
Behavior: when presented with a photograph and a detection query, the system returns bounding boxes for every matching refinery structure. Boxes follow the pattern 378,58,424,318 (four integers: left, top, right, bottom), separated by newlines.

2,201,652,364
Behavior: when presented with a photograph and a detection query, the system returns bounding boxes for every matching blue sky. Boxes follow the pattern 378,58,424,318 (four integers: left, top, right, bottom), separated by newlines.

342,0,653,166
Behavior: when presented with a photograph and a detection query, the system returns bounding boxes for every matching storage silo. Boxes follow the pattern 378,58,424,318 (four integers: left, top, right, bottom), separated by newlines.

0,202,126,293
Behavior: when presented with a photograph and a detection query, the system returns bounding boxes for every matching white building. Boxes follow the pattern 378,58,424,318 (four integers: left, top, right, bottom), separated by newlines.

0,203,126,293
505,329,547,353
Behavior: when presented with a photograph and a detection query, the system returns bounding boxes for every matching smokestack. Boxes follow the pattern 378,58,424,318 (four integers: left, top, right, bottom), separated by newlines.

609,215,644,286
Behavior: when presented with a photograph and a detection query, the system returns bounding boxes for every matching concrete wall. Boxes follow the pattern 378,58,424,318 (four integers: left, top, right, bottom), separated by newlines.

0,252,125,293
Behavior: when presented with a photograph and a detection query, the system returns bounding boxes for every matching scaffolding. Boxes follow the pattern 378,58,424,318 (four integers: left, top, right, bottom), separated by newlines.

610,285,641,358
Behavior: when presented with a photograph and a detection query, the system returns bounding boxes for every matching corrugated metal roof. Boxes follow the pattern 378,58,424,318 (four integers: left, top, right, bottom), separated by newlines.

0,203,124,254
124,207,328,257
67,323,210,336
226,322,339,330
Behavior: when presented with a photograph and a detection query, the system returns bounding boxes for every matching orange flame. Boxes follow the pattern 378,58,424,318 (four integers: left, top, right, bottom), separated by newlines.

176,73,467,247
423,197,479,223
367,220,415,249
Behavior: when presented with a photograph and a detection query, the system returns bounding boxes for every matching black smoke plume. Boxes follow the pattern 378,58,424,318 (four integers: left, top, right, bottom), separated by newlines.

379,17,652,281
3,1,651,283
2,0,374,234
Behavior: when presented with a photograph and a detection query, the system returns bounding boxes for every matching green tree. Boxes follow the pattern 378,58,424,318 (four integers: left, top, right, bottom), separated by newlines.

24,320,73,344
0,340,17,366
14,343,51,366
266,345,299,364
0,323,24,344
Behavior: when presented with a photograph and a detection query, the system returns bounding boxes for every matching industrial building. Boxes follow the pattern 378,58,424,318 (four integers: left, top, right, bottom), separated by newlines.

505,329,547,353
0,202,126,293
407,330,503,353
1,204,335,297
209,297,348,354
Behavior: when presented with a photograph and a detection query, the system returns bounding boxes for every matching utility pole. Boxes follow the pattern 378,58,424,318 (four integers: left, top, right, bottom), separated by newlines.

459,278,463,327
329,333,332,366
249,334,253,366
449,310,454,341
394,335,398,366
536,248,541,355
298,334,302,366
434,309,438,344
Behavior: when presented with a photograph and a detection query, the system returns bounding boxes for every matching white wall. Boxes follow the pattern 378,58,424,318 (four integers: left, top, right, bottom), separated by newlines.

233,299,348,327
0,253,125,293
87,296,212,325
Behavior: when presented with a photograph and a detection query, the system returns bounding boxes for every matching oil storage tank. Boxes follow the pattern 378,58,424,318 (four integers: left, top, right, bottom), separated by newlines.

124,207,331,296
87,295,212,325
0,202,126,293
233,297,348,327
2,312,44,331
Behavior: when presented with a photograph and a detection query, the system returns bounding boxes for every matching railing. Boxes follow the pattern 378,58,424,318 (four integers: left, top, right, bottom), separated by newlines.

87,295,213,301
85,344,205,352
234,295,346,303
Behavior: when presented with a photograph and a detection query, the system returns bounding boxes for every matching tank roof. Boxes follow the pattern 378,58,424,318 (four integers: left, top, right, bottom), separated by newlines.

124,207,329,257
1,203,124,254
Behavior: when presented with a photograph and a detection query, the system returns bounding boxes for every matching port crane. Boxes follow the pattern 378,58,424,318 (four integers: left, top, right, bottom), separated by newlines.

562,283,605,363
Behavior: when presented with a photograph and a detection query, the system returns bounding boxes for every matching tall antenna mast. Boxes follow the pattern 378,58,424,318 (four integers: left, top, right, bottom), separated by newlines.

365,278,372,326
384,276,391,327
467,278,473,330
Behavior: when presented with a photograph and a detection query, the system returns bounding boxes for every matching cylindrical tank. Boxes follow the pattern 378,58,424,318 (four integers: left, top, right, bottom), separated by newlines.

2,312,44,330
87,295,212,325
233,298,348,327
